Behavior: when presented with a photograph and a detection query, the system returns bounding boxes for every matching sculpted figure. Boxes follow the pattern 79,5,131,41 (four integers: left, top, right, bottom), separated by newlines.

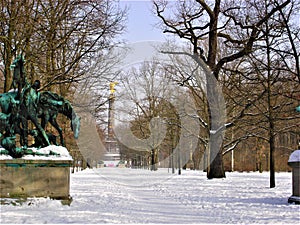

0,55,80,157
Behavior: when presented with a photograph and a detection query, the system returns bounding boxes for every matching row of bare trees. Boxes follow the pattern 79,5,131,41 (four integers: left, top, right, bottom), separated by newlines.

151,0,299,187
114,0,299,188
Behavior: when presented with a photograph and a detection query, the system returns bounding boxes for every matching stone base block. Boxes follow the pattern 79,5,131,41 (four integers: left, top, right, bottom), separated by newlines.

0,159,72,199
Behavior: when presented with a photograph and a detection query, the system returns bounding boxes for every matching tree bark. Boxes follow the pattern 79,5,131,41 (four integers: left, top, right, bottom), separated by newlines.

269,126,276,188
208,150,225,179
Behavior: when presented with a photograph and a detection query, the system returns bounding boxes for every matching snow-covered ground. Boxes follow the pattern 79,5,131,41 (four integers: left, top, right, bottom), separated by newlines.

0,168,299,224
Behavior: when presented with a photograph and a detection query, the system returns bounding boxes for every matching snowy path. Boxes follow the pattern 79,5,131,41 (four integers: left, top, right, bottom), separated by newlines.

0,168,299,224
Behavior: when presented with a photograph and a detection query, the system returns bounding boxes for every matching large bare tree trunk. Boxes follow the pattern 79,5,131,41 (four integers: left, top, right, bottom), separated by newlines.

208,151,225,179
269,129,276,188
206,66,226,178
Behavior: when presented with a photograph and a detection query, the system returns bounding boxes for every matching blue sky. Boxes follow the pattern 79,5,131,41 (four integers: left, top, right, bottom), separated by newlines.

120,0,165,42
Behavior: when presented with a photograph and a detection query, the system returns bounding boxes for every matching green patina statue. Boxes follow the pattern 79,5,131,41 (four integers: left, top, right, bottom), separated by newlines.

296,105,300,112
0,55,80,158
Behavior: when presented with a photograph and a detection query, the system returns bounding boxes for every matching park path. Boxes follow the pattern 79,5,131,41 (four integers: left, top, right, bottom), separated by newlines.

0,167,298,224
70,168,209,224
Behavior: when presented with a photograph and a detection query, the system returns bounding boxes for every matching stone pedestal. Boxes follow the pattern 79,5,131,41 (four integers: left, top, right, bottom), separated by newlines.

0,159,72,200
288,150,300,204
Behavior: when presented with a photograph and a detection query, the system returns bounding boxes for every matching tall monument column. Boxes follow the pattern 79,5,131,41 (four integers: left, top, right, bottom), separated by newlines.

107,81,117,151
104,82,120,164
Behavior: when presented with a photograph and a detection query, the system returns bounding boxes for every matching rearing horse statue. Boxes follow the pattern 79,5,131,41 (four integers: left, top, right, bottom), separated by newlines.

10,54,26,100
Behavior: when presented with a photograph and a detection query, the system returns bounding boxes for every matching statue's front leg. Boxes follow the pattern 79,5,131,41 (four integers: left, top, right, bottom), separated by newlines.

50,117,65,146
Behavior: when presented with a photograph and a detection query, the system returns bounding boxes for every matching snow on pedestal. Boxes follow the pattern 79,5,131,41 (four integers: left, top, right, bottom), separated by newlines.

0,145,72,160
0,145,73,202
288,150,300,163
288,149,300,204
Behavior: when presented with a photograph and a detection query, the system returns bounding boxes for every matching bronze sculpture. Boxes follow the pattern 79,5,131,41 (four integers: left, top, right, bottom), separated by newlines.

0,55,80,157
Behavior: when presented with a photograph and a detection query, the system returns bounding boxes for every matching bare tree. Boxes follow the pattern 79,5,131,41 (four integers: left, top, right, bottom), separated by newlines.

0,0,37,91
153,0,292,178
117,61,171,171
116,59,199,172
273,0,300,83
239,0,298,187
0,0,126,93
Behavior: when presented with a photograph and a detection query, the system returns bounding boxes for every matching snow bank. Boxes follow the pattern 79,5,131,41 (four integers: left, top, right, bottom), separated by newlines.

288,150,300,163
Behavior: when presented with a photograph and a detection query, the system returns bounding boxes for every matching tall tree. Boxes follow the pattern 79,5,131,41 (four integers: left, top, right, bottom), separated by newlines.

0,0,126,93
153,0,292,178
242,0,299,187
0,0,35,91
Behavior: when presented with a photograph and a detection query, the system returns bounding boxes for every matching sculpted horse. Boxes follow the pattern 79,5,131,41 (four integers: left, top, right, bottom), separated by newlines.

39,91,81,146
0,90,80,147
1,55,80,152
10,54,26,99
